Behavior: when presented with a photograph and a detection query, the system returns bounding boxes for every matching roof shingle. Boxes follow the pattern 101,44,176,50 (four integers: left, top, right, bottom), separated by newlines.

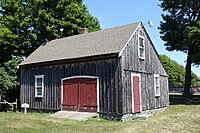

20,22,140,65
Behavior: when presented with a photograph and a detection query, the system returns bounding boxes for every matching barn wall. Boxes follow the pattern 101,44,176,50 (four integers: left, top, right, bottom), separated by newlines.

120,25,169,114
20,57,123,115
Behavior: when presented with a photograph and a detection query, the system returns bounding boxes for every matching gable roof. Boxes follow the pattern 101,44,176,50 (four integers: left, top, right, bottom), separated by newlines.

20,22,140,66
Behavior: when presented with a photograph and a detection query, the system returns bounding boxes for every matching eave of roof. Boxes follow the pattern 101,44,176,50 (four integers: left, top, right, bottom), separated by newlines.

20,22,141,66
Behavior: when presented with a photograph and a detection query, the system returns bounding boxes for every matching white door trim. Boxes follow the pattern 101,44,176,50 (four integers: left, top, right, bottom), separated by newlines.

131,73,142,113
61,75,100,112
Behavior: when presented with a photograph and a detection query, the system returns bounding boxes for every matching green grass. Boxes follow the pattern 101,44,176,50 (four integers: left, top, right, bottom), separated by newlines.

1,95,200,133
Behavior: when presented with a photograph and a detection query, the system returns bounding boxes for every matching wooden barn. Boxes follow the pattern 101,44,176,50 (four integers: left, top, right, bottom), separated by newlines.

20,22,169,120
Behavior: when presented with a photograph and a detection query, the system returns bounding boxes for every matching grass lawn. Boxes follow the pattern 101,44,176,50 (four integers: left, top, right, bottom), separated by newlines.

1,96,200,133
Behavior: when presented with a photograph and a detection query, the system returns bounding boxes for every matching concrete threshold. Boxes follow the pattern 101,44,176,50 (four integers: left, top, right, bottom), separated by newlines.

50,111,98,121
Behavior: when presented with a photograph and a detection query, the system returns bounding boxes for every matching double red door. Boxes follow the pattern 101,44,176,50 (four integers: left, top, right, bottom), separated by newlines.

62,78,97,112
133,76,141,113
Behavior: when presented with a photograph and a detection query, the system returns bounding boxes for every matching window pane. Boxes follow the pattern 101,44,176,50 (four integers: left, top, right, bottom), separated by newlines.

139,37,144,47
140,48,144,57
156,86,160,95
37,78,42,86
155,77,159,85
37,87,42,96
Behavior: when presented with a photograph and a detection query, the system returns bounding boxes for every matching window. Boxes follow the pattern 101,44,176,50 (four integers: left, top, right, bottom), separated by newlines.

154,74,160,97
138,35,145,59
35,75,44,97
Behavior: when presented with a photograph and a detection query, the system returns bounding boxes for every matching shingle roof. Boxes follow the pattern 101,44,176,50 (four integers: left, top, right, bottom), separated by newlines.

20,22,140,66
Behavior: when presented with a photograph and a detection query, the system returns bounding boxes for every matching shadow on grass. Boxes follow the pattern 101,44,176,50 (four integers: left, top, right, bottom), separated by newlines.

170,94,200,105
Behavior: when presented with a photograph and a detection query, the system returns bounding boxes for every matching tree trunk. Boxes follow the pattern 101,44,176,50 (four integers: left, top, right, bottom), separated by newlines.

183,51,192,97
0,89,1,109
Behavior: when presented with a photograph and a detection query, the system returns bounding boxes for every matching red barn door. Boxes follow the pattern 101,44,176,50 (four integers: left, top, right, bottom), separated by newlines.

133,76,141,113
79,78,97,112
62,79,79,111
62,78,97,112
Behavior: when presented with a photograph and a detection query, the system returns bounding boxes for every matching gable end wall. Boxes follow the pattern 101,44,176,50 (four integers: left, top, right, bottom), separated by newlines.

120,25,169,114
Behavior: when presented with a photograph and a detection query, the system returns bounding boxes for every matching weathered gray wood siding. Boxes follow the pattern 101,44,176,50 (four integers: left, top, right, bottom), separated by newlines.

120,25,169,114
20,57,123,115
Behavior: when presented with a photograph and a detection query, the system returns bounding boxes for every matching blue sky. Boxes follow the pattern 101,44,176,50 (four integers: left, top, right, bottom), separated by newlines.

84,0,200,77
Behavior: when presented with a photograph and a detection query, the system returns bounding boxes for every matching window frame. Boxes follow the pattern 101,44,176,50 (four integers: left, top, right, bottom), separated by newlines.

138,35,145,60
35,75,44,98
154,74,160,97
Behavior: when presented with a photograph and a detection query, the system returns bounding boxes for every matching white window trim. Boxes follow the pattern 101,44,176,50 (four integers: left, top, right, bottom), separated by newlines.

154,74,160,97
138,35,145,60
35,75,44,98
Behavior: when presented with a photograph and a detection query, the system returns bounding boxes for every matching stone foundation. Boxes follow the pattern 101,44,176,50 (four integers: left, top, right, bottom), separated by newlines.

121,107,168,122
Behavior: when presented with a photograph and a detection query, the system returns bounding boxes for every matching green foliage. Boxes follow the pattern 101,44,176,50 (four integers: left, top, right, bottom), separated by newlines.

0,57,22,100
159,0,200,57
0,0,101,101
159,0,200,64
0,0,101,62
159,0,200,95
189,20,200,65
159,55,200,88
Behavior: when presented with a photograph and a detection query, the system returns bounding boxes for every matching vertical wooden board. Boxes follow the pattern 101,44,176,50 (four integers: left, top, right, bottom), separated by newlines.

160,76,169,107
133,35,138,72
42,67,46,109
122,70,126,114
118,59,123,114
142,74,146,111
145,74,149,110
121,54,126,114
53,66,57,109
114,61,119,114
79,63,83,75
47,67,51,109
108,59,112,113
55,66,59,109
105,61,110,113
49,66,53,109
125,71,130,113
92,61,96,76
127,72,132,113
57,65,62,109
68,64,72,77
104,60,110,113
150,74,156,109
147,75,151,110
66,64,70,78
27,68,29,106
100,61,104,112
53,66,56,110
110,60,114,113
113,59,118,114
159,77,163,107
44,67,47,109
28,68,32,108
24,69,28,106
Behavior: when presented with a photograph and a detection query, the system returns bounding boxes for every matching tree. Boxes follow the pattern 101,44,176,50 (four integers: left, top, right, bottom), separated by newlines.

0,0,100,62
0,0,101,102
159,0,200,96
159,55,200,89
0,57,22,101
